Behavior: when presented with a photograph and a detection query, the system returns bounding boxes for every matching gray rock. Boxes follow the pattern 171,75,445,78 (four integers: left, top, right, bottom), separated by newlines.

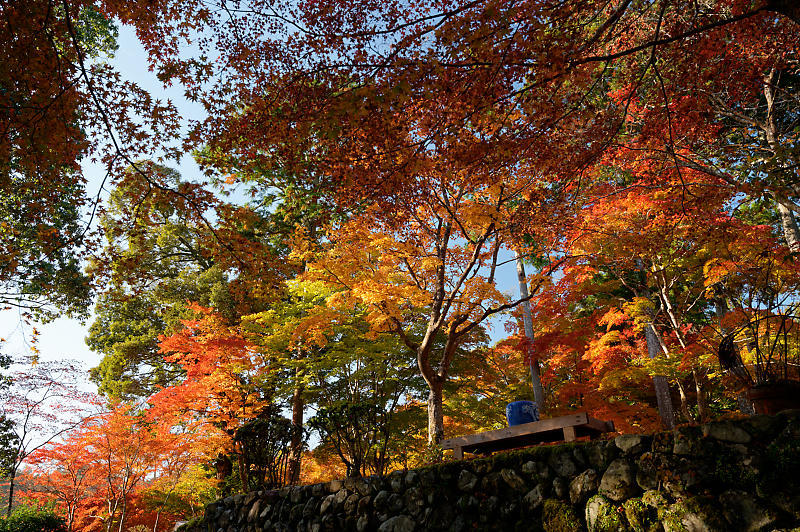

289,488,302,504
357,495,371,514
664,497,727,532
334,489,349,506
480,472,501,492
388,471,404,493
259,503,272,520
405,470,418,485
586,441,619,470
569,468,599,504
480,495,499,514
552,477,567,499
457,470,478,491
320,514,336,532
302,498,318,518
247,500,260,523
585,494,627,532
673,426,703,455
377,515,416,532
500,468,526,491
288,504,303,523
599,458,639,501
328,479,343,493
472,460,492,474
635,452,662,490
542,498,583,531
319,494,336,515
615,434,647,454
523,484,546,509
356,515,370,532
355,478,373,496
522,460,551,482
404,487,425,516
623,497,656,532
373,490,390,512
549,450,578,477
743,414,781,439
419,469,436,487
702,421,751,443
720,490,778,532
343,493,360,514
388,493,404,513
456,494,478,511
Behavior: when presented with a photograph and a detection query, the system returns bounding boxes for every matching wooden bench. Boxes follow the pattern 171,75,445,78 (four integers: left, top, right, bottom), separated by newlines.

440,412,615,459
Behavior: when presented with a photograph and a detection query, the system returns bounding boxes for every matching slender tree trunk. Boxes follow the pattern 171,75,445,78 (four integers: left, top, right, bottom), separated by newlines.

645,324,676,429
515,251,545,409
117,497,127,532
676,380,696,422
237,452,248,493
427,379,445,445
287,370,304,484
761,69,800,253
5,467,16,517
776,201,800,253
693,369,711,422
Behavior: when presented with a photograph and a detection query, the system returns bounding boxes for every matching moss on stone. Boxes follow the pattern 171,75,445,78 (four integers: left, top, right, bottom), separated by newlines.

709,444,758,491
662,496,727,532
176,516,204,531
585,494,629,532
542,498,584,532
623,497,659,532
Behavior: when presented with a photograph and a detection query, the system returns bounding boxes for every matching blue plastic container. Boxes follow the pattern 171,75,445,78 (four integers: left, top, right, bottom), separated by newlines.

505,400,539,426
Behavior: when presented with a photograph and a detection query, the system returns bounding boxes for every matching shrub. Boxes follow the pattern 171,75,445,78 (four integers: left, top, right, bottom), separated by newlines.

0,506,66,532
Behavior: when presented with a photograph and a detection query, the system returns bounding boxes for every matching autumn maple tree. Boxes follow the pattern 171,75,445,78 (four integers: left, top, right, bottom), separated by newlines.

295,172,564,444
0,358,98,516
6,2,800,527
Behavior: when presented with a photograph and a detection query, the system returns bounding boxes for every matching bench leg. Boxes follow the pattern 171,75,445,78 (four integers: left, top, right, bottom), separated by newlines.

563,426,576,442
453,446,463,460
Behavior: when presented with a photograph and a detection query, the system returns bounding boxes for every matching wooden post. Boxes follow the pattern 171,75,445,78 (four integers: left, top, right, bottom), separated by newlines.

563,426,576,442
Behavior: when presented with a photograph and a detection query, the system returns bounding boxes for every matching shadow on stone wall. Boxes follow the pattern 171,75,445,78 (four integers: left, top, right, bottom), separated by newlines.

181,410,800,531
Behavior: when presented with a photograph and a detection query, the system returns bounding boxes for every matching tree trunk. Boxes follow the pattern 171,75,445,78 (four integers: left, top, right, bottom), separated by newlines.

5,467,14,517
776,201,800,253
645,324,676,429
237,452,248,493
427,379,445,445
676,380,696,423
287,374,304,484
515,251,545,409
693,369,711,422
761,69,800,253
117,497,127,532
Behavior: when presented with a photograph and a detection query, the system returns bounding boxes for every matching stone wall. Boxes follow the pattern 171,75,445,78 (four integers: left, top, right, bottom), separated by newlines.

180,411,800,531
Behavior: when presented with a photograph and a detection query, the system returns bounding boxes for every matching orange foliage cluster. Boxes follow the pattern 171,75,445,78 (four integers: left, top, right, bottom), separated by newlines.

7,0,800,527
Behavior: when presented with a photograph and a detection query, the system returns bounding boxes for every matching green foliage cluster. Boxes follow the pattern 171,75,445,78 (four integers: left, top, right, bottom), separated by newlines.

0,506,66,532
234,407,303,490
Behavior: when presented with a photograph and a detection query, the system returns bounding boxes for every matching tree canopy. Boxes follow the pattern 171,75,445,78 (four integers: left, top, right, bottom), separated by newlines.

2,0,800,528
